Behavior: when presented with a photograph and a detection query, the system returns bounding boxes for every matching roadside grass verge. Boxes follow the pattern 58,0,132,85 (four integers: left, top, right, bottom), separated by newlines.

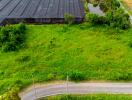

42,94,132,100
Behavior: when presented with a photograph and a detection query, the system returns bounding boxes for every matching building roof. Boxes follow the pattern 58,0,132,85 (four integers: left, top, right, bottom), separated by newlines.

0,0,85,24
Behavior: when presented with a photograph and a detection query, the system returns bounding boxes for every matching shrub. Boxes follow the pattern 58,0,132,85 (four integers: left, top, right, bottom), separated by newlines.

86,13,98,23
47,73,55,80
17,23,26,33
93,3,98,7
83,0,89,12
99,2,109,12
108,71,132,81
86,8,130,29
2,41,17,52
0,23,26,52
86,13,107,25
101,0,120,10
69,70,85,81
64,13,75,24
1,87,20,100
110,0,120,9
106,8,131,29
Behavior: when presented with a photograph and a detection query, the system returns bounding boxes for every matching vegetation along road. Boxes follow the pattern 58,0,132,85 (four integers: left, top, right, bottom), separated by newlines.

118,0,132,23
20,82,132,100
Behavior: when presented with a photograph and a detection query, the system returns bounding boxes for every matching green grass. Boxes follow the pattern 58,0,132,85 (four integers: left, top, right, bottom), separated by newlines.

0,23,132,94
42,94,132,100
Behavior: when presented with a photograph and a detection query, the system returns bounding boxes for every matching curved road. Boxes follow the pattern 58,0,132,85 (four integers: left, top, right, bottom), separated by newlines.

20,82,132,100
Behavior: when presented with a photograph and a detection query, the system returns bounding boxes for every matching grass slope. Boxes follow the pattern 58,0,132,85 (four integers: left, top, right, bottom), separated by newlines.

0,23,132,94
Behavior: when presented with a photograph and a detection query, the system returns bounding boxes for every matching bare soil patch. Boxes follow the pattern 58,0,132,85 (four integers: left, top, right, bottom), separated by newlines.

123,0,132,9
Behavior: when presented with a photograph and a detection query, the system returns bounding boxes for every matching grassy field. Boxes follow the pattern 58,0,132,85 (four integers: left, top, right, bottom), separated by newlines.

42,94,132,100
0,23,132,94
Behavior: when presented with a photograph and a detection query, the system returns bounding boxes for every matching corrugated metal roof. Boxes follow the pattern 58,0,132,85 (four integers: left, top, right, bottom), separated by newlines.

0,0,85,25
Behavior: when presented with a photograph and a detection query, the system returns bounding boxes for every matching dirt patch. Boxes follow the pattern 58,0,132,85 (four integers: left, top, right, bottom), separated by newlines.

123,0,132,9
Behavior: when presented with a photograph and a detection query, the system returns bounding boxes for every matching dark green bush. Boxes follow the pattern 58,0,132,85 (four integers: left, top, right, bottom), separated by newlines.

93,3,98,7
106,8,130,29
110,0,120,10
2,41,17,52
108,71,132,81
0,23,26,52
86,8,130,29
47,73,55,81
86,13,98,23
114,72,132,81
100,0,120,11
99,2,109,12
69,71,85,81
86,13,108,25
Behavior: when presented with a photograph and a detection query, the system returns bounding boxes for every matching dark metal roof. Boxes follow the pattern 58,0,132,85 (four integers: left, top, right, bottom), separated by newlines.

0,0,85,25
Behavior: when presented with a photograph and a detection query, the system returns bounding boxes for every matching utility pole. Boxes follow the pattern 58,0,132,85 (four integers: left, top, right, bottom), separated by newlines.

32,73,37,99
66,73,69,94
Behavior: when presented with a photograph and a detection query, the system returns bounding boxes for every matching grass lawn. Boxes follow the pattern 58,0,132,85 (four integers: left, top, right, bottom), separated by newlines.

42,94,132,100
0,23,132,94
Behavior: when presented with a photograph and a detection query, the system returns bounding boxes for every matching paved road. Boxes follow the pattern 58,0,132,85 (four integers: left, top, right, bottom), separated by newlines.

88,3,105,16
20,82,132,100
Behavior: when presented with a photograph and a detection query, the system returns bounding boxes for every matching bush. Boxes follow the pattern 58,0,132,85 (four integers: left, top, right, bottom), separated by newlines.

69,70,85,81
110,0,120,9
2,41,17,52
83,0,89,12
114,72,132,81
64,13,75,24
106,8,131,29
1,87,20,100
108,71,132,81
86,13,98,23
0,23,26,52
93,3,98,7
86,13,108,25
47,73,55,80
99,2,109,12
100,0,120,10
86,8,130,29
87,0,130,29
17,23,26,33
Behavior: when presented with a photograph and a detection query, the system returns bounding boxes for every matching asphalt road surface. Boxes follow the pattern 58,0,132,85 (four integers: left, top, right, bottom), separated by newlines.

20,82,132,100
88,3,105,16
